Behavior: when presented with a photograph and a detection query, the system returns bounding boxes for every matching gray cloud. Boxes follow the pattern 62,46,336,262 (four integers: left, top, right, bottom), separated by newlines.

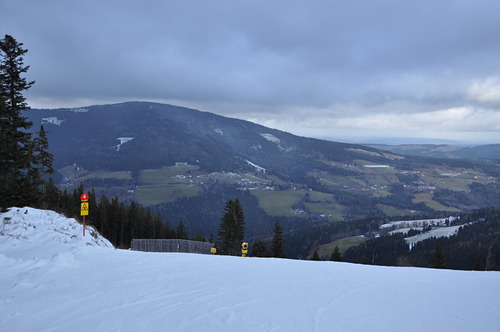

2,0,500,143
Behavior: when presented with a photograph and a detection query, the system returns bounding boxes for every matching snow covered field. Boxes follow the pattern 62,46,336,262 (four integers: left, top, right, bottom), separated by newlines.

1,208,500,332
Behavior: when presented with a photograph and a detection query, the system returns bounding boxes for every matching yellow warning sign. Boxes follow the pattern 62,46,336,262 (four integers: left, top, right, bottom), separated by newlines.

80,202,89,216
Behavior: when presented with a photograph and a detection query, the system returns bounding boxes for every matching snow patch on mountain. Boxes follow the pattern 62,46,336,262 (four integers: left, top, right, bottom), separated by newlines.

260,133,294,151
116,137,134,151
214,128,224,135
406,226,462,248
64,107,89,113
42,117,65,125
260,133,280,143
383,217,463,249
245,160,266,173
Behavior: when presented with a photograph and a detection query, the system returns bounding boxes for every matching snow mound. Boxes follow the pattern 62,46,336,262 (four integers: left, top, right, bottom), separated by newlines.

0,207,113,250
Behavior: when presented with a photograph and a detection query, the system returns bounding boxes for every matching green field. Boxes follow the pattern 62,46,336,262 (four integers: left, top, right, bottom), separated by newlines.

140,165,201,184
412,192,461,212
135,184,202,206
251,190,306,216
377,204,408,217
304,202,344,221
303,191,344,221
317,236,368,259
420,167,495,192
83,171,133,181
317,174,365,188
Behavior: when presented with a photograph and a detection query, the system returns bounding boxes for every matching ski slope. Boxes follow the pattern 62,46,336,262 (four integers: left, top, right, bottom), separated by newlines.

1,207,500,332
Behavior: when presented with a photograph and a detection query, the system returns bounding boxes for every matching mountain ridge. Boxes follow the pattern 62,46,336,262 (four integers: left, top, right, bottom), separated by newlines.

24,101,500,237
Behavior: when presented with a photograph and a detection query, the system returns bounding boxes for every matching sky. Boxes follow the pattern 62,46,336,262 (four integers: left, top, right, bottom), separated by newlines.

2,1,500,144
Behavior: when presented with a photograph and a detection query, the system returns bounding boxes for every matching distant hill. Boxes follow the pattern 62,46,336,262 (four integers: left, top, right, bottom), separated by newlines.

27,101,387,175
25,102,500,239
367,143,500,162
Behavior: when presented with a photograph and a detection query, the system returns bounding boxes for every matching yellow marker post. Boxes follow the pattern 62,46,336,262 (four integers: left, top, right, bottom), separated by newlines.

241,242,248,257
80,193,89,236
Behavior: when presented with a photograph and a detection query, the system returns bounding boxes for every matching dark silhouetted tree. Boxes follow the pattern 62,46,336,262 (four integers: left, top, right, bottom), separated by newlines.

272,219,285,258
176,219,188,240
217,198,246,256
0,35,54,209
330,246,342,262
252,240,271,257
432,244,446,269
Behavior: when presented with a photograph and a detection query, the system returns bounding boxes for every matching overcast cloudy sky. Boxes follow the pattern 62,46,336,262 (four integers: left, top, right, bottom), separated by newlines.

2,1,500,144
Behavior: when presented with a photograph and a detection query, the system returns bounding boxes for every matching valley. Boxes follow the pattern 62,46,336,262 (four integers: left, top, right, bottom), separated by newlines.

25,102,500,250
59,151,497,222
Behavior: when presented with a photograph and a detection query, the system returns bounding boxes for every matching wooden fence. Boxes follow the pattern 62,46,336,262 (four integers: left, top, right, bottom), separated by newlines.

130,239,213,254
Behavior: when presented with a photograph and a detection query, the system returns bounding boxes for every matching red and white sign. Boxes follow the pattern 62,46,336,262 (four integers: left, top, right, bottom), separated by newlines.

80,193,89,201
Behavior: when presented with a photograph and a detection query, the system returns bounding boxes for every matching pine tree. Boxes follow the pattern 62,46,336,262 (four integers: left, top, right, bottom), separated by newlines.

0,34,39,209
330,246,342,262
217,198,246,256
432,244,446,269
271,219,285,258
32,125,54,203
43,178,60,211
473,255,484,271
97,195,110,236
251,240,271,257
176,219,188,239
311,250,321,261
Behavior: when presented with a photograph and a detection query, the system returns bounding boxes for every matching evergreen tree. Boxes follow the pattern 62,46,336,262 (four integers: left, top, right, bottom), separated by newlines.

330,246,342,262
432,244,446,269
311,250,321,261
251,240,271,257
0,34,41,209
176,219,188,239
473,255,484,271
152,212,164,239
127,201,141,239
87,188,97,226
97,195,109,236
32,125,54,204
43,178,60,211
217,198,246,256
271,219,285,258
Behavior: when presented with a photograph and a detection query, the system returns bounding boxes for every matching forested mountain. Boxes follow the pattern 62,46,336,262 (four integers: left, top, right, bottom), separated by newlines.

341,207,500,270
25,101,500,244
27,101,392,174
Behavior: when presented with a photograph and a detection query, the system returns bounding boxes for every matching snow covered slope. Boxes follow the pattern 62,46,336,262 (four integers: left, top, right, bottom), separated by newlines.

1,208,500,332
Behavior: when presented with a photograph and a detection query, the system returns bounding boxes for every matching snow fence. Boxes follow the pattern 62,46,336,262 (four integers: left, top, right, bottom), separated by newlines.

131,239,214,254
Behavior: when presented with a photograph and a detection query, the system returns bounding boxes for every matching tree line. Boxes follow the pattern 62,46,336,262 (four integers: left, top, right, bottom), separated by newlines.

0,35,54,210
341,207,500,271
0,34,203,249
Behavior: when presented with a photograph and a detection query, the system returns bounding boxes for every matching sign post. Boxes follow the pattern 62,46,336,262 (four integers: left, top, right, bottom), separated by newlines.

241,242,248,257
80,193,89,236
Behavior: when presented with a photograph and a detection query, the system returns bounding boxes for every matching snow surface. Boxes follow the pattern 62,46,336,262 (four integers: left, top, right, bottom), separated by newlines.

405,225,462,248
260,133,281,143
116,137,134,151
2,208,500,332
245,160,266,173
380,217,456,229
42,117,65,126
